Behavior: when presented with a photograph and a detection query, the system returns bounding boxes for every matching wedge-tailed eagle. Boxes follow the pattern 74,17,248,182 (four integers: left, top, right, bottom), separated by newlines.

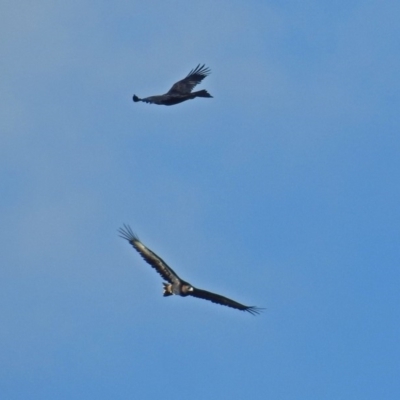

119,225,262,315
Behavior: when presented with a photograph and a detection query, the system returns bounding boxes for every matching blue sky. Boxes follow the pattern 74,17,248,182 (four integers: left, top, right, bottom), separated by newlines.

1,1,399,399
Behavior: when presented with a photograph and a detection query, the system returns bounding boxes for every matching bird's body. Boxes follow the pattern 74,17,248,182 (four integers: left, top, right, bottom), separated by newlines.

118,225,262,315
133,64,213,106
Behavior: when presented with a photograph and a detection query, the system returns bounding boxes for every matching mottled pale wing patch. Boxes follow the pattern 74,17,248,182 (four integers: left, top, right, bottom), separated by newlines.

119,224,181,284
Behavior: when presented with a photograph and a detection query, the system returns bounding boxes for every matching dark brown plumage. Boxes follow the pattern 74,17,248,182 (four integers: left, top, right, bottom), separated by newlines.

133,64,213,106
118,225,262,315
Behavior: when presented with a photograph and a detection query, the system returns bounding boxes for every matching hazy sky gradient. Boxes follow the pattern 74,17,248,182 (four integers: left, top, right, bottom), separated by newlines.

1,1,399,399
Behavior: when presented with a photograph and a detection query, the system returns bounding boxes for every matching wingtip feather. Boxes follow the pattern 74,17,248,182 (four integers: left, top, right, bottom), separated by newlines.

245,307,264,316
187,63,211,78
118,224,139,243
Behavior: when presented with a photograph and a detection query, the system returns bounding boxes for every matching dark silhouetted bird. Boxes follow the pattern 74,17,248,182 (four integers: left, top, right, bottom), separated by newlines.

118,225,262,315
132,64,213,106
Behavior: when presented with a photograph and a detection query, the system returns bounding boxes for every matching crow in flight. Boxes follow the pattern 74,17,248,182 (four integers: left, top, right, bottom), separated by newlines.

133,64,212,106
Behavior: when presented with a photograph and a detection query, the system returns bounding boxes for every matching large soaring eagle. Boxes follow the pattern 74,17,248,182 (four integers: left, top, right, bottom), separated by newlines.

118,225,262,315
132,64,213,106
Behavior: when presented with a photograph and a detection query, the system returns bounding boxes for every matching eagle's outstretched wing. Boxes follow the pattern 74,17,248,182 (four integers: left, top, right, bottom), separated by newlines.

189,287,262,315
118,225,181,284
167,64,211,95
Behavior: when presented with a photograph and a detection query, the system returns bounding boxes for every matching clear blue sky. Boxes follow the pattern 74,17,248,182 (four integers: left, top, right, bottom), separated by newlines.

1,1,399,399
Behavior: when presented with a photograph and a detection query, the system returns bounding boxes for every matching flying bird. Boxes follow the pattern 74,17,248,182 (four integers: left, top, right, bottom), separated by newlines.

118,225,262,315
132,64,213,106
